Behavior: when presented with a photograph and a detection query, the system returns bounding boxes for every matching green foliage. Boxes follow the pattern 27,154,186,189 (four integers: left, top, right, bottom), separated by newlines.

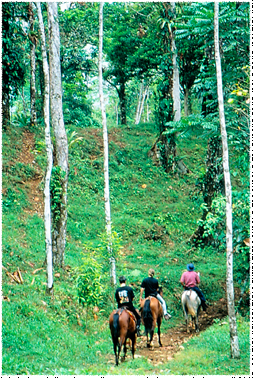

197,192,250,287
76,254,104,308
12,113,30,129
2,1,250,373
164,316,249,375
50,166,65,227
2,2,29,99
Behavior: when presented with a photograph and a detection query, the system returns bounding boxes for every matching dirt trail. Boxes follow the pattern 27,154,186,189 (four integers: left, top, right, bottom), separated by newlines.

136,297,228,365
18,132,235,366
19,130,44,217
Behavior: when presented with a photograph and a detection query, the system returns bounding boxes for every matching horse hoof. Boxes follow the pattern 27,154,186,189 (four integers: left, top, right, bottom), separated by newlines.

147,343,150,348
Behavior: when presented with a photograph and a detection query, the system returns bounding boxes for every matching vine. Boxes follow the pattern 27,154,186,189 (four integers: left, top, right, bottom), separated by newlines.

50,166,65,227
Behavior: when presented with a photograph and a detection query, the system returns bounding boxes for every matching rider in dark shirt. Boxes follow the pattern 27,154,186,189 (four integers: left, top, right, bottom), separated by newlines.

140,268,171,320
115,276,141,336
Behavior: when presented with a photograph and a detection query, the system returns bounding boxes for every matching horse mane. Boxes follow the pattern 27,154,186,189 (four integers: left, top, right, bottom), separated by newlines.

143,299,153,333
112,312,120,340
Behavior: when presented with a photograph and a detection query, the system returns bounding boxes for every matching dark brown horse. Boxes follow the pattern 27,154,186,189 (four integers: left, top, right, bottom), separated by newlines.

109,308,137,366
140,296,163,348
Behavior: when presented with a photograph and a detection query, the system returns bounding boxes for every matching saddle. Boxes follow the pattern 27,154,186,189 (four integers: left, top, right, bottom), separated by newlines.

116,307,137,323
185,289,192,296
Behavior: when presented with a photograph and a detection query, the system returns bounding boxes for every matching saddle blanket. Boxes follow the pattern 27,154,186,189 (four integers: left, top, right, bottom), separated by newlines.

116,307,136,322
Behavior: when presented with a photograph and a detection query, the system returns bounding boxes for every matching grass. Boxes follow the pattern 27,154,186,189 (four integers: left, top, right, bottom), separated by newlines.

2,120,250,375
164,317,250,375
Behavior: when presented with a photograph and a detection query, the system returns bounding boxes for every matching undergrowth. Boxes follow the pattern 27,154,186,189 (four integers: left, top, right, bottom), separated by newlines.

2,120,250,375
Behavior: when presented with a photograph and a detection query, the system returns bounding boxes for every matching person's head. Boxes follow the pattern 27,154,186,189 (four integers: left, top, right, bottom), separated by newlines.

187,263,195,272
148,268,155,277
119,276,126,284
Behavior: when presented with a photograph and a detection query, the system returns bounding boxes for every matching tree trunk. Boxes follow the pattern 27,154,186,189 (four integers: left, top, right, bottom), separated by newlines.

2,6,10,129
171,2,181,122
118,82,127,125
36,1,53,294
115,101,118,125
190,136,224,245
214,2,240,359
146,88,150,122
99,2,116,286
2,91,10,129
47,2,68,268
135,81,143,124
137,84,148,125
184,87,190,117
29,2,37,128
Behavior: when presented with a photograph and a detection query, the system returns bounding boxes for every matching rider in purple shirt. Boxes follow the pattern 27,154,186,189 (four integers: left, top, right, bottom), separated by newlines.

180,263,208,311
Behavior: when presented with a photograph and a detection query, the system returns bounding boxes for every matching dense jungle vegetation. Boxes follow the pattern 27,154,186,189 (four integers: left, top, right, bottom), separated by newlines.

2,1,250,375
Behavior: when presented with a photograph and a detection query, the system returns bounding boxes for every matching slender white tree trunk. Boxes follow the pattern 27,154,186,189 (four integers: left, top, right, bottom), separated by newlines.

99,2,116,286
171,2,181,122
47,2,68,268
135,81,143,124
135,82,149,125
29,2,37,127
36,2,53,293
146,88,150,122
214,2,240,359
115,101,118,125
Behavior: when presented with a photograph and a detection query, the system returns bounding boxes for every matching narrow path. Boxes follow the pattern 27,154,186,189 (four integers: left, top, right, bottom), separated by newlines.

19,130,43,217
108,296,229,366
135,296,228,365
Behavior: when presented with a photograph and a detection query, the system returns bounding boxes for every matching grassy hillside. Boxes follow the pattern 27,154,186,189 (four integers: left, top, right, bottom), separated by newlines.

2,121,249,375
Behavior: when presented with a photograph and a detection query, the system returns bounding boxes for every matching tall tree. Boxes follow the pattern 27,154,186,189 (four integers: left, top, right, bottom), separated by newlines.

103,2,159,125
99,2,116,285
170,2,181,122
214,2,240,359
36,2,54,294
2,3,28,127
47,2,69,268
28,2,37,127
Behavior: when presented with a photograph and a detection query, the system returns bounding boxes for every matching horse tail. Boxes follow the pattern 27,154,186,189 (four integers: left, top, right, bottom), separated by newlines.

143,299,153,333
112,313,120,340
184,291,197,317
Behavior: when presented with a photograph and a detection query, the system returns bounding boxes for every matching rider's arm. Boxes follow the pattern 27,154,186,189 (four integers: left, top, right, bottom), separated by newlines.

140,287,144,302
180,273,186,287
195,272,200,286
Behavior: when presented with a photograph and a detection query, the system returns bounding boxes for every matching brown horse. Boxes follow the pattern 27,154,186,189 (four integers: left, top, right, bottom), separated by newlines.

140,296,163,348
109,308,137,366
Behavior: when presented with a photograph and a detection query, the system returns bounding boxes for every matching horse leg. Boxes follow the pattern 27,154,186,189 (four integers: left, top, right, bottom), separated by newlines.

119,332,127,362
146,332,150,348
183,306,189,333
194,315,199,333
130,334,136,359
185,314,189,333
157,317,162,347
114,339,119,366
122,339,127,360
149,318,156,347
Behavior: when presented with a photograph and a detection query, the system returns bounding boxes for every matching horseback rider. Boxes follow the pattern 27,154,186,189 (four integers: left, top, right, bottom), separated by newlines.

140,268,171,320
115,276,141,336
180,263,208,311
